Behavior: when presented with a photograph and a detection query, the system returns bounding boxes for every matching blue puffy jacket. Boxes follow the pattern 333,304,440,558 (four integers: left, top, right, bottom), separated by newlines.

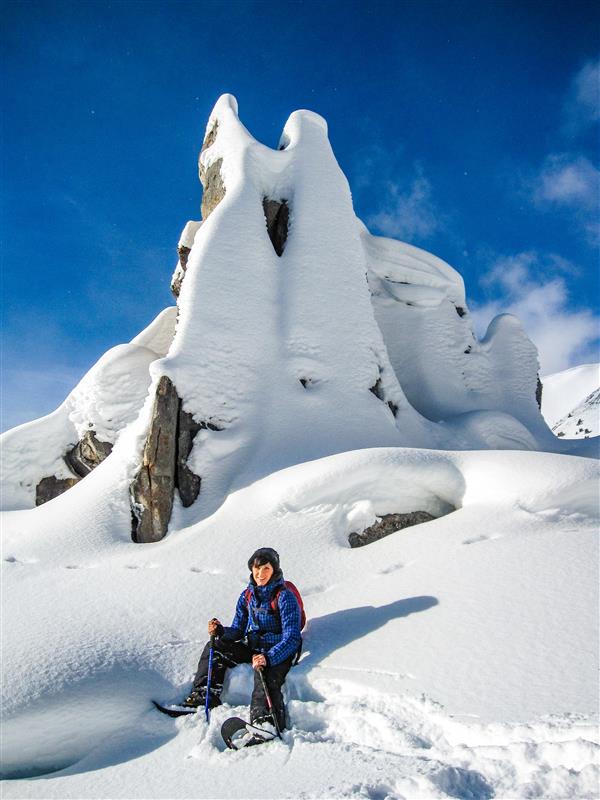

221,575,302,666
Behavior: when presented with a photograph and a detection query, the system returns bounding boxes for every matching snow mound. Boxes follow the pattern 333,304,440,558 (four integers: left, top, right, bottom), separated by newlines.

364,227,546,439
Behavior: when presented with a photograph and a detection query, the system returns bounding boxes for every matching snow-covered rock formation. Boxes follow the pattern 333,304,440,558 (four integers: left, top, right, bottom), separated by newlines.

0,95,595,530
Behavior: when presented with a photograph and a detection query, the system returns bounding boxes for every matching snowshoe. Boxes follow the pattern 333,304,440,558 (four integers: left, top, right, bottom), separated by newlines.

152,700,199,717
221,716,278,749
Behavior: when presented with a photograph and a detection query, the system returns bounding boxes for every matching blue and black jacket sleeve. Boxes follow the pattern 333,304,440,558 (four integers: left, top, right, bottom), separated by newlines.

221,591,248,641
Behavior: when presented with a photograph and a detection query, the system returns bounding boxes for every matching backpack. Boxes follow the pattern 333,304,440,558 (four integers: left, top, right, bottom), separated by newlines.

244,581,306,631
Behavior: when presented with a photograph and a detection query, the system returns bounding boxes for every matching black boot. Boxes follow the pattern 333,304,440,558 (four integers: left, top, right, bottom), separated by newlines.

183,686,222,709
182,688,204,708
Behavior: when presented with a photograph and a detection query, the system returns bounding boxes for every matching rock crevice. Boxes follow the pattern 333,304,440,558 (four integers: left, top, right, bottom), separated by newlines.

262,197,289,256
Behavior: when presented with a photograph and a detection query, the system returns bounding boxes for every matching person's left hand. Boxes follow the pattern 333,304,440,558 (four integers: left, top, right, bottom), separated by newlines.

252,654,267,670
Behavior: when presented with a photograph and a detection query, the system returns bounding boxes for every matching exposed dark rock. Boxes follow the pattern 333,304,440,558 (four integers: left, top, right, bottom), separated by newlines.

203,120,218,151
171,244,191,299
130,376,180,543
199,122,225,220
130,378,209,540
178,245,191,270
201,158,225,220
369,377,385,401
262,198,289,256
176,407,202,508
202,420,223,432
536,376,543,409
36,476,80,506
65,431,113,478
369,374,398,417
35,429,112,505
464,346,472,354
455,306,466,318
348,511,437,548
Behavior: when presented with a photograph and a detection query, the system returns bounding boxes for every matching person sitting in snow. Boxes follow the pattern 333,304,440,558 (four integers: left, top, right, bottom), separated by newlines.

183,547,302,732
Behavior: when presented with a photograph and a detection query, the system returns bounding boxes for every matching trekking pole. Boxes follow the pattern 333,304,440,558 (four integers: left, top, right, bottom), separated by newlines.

258,667,282,739
205,634,216,723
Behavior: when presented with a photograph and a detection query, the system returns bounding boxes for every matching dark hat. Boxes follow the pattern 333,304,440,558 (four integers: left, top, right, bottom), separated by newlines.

247,547,280,571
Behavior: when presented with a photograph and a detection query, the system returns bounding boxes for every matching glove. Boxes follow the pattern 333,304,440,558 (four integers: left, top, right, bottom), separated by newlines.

208,618,224,637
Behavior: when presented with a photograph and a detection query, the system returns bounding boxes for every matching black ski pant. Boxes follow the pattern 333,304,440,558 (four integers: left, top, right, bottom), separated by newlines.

192,637,293,730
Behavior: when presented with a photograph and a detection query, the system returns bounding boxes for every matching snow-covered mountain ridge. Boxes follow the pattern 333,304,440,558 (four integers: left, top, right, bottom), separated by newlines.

541,363,599,439
1,96,598,799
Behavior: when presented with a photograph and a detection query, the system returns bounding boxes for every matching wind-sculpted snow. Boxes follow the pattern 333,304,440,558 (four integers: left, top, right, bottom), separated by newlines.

129,306,177,356
364,229,546,436
152,93,433,521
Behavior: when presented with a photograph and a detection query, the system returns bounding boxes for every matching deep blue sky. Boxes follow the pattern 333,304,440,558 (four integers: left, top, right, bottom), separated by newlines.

2,0,599,431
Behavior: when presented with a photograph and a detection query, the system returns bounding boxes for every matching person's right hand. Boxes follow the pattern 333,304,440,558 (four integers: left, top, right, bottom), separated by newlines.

208,618,221,636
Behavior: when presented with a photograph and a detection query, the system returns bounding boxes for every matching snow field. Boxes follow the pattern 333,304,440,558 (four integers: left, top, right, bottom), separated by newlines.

2,447,598,797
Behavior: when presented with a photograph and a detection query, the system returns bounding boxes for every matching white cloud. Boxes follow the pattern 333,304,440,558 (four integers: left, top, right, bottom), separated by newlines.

523,154,600,247
517,59,600,247
533,154,599,208
472,252,599,375
367,169,440,241
563,58,600,134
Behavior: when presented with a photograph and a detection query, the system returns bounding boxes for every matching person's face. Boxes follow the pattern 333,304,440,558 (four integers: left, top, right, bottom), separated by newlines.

252,561,274,586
